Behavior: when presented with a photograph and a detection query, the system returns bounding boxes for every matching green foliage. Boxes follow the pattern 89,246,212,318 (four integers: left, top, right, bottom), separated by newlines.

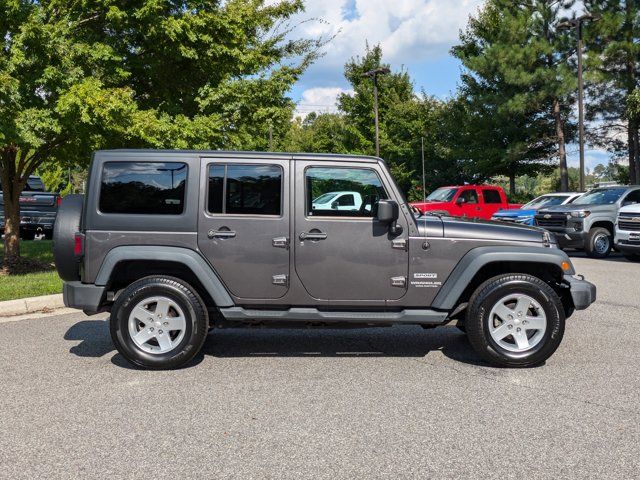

1,0,321,261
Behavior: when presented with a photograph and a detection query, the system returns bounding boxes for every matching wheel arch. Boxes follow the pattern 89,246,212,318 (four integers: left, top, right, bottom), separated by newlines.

432,246,572,312
95,246,234,309
590,220,614,234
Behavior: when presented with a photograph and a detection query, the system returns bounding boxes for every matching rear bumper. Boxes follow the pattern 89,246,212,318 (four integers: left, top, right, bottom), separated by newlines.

564,275,596,310
63,282,106,314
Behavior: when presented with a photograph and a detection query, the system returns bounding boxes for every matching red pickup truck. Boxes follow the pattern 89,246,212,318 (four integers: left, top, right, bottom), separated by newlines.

411,185,521,220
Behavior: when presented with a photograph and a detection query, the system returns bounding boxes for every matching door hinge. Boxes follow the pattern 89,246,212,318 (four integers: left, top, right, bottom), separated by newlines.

392,239,407,251
272,274,289,286
391,276,407,288
272,237,289,249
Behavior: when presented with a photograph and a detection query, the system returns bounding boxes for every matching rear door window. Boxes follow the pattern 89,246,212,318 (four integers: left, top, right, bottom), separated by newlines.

207,164,282,216
99,162,187,215
483,189,502,204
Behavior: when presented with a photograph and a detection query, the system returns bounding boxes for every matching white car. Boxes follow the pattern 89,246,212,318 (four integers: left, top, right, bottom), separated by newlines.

615,203,640,262
312,191,363,212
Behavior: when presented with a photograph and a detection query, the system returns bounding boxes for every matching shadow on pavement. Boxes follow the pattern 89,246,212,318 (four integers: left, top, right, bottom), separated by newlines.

64,320,495,368
200,326,491,367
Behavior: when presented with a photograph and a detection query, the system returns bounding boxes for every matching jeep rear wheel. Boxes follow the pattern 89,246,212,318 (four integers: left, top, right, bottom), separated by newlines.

466,274,565,367
585,227,612,258
110,276,209,369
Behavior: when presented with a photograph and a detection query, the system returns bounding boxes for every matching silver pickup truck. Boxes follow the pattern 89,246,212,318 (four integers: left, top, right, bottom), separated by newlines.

535,186,640,258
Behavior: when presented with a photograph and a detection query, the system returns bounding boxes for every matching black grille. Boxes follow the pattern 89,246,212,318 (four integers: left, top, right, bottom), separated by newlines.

535,214,567,228
618,215,640,231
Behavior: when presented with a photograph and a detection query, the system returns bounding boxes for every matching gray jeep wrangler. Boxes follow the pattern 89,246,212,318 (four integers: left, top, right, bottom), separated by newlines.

53,150,596,369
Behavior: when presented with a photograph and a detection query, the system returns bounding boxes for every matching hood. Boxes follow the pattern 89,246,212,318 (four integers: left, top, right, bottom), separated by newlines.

411,201,450,211
492,208,536,218
537,203,616,214
440,216,546,244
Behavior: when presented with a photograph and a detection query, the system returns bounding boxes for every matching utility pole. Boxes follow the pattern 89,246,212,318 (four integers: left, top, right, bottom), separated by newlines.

362,67,390,157
558,13,600,192
268,122,274,151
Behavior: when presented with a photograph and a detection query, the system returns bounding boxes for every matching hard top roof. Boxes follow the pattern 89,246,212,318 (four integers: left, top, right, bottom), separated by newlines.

95,149,382,164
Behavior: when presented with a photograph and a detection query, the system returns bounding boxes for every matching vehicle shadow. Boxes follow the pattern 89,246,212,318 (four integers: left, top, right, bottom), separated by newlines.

565,250,629,263
64,320,492,368
200,325,491,367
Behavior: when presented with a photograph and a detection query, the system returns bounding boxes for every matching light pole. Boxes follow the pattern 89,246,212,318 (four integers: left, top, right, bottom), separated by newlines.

558,13,600,192
362,67,390,157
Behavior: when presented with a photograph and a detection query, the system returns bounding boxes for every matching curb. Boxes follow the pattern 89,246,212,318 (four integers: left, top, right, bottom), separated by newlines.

0,293,66,317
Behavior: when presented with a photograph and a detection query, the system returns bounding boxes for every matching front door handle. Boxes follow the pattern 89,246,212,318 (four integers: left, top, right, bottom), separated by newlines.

208,229,236,239
299,231,327,241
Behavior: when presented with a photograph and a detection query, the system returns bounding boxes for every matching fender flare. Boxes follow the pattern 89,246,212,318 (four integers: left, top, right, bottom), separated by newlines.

94,246,234,307
431,246,574,310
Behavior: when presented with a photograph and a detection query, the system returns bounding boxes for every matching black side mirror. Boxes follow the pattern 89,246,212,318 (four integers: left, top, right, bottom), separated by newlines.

377,200,402,235
456,196,466,205
330,200,338,209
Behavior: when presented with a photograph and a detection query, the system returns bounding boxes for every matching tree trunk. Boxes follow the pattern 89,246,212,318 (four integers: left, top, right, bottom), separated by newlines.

1,147,23,269
633,126,640,185
629,126,638,185
553,98,569,191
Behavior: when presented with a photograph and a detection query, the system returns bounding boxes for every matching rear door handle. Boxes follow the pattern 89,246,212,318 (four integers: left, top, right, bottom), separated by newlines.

208,229,236,239
299,231,327,241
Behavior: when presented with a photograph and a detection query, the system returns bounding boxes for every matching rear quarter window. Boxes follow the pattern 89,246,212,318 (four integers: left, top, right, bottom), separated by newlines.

99,161,187,215
483,189,502,204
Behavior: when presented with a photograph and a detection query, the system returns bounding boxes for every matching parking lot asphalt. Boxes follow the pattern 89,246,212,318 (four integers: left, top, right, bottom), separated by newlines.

1,253,639,479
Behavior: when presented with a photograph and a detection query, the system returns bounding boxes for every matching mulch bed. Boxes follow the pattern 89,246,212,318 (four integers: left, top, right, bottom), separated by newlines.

0,257,55,276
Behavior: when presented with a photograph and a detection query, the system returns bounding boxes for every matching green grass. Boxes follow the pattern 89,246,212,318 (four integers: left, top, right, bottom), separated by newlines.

0,240,63,301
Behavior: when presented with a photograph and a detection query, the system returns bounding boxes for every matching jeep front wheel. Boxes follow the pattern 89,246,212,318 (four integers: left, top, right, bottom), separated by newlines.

585,227,612,258
466,274,565,367
110,276,209,369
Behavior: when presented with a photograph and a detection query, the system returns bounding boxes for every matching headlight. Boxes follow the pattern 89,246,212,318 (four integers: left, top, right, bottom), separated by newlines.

570,210,590,218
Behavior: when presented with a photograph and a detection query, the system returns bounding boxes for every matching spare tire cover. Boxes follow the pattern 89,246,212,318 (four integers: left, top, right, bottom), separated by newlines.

53,194,84,282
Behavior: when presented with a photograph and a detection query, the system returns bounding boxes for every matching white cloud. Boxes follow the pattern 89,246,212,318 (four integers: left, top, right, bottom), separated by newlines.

294,86,354,117
289,0,483,81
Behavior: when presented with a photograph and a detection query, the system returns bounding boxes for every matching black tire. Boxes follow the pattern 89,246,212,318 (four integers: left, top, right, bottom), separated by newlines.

466,274,565,367
110,276,209,370
623,252,640,262
52,194,84,281
20,230,36,241
585,227,612,258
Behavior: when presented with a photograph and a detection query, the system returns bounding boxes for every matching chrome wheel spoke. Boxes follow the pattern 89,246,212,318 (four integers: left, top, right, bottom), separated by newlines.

515,296,531,316
156,332,173,351
493,304,514,322
165,315,185,331
133,328,155,345
491,323,512,341
525,315,545,331
154,298,171,318
131,306,152,324
512,329,530,350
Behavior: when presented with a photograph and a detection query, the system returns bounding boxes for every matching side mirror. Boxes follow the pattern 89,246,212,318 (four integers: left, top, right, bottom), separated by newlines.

377,200,402,235
330,200,338,209
456,197,466,205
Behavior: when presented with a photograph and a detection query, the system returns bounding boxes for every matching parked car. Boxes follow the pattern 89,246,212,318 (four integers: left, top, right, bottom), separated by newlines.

411,185,521,220
491,192,582,226
535,185,640,258
0,175,61,240
615,203,640,262
312,191,363,212
53,150,595,370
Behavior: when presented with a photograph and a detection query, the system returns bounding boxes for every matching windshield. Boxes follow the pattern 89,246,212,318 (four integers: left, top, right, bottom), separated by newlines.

313,193,338,204
426,187,458,202
573,188,625,206
523,195,569,209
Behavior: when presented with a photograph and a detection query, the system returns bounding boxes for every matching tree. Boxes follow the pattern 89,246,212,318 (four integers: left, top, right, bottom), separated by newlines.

583,0,640,184
453,0,577,191
0,0,319,269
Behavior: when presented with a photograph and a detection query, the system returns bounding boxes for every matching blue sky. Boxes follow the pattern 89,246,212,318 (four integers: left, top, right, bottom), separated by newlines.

284,0,613,171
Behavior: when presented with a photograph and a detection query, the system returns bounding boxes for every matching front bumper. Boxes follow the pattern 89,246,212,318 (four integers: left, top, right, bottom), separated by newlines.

63,282,106,314
564,275,596,310
546,229,587,249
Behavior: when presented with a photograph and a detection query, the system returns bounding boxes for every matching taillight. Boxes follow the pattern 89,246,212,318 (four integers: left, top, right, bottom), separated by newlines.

56,196,62,207
74,232,84,258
